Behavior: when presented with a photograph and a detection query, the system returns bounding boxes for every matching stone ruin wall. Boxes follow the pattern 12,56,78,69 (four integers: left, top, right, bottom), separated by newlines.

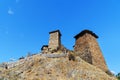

74,33,92,64
48,32,61,50
87,33,108,72
0,30,109,73
74,33,108,72
42,30,68,54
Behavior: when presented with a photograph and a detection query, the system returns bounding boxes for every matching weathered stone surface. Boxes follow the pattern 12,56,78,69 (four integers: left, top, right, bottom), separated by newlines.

48,30,61,50
74,30,108,72
41,45,49,54
0,29,115,80
0,54,116,80
41,53,67,58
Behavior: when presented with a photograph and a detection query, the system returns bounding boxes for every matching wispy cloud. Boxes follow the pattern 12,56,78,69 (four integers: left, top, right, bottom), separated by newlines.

111,70,116,75
8,8,14,15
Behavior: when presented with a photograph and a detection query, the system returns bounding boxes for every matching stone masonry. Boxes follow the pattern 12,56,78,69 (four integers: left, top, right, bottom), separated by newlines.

40,29,109,72
48,30,61,50
74,30,108,72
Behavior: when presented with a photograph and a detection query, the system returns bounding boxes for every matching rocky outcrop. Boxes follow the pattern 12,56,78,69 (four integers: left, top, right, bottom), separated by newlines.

0,53,117,80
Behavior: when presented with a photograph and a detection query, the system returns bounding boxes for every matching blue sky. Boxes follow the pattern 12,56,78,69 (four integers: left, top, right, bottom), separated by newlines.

0,0,120,74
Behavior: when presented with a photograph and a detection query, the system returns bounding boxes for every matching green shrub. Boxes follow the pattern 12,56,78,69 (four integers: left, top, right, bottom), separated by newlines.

116,73,120,80
69,53,75,61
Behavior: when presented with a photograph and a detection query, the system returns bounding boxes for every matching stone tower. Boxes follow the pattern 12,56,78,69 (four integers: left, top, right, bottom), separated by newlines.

74,30,108,72
48,30,61,50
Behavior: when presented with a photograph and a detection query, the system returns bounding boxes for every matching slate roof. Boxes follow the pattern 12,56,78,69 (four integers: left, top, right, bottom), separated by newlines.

74,29,98,39
49,30,62,36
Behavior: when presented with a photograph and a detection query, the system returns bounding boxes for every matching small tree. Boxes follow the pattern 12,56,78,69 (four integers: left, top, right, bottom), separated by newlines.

116,73,120,80
19,56,24,60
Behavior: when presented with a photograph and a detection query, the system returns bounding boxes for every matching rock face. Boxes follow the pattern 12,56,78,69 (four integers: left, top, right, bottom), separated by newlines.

0,54,117,80
74,30,108,72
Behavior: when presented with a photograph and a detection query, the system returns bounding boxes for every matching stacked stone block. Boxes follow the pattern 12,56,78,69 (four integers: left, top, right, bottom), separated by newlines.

74,30,108,72
48,30,61,51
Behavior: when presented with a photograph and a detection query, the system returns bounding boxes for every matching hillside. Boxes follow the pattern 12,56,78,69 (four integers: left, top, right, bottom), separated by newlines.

0,30,117,80
0,53,117,80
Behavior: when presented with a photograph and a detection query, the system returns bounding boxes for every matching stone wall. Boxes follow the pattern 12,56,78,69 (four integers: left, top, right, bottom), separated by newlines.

48,30,61,50
74,32,108,72
41,45,49,54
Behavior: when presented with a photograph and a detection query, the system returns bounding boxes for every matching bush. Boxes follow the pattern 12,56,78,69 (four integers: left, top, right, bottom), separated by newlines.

19,56,25,60
68,53,75,61
0,77,5,80
116,73,120,80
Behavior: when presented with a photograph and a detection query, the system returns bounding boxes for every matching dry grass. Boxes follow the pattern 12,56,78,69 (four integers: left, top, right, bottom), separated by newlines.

0,54,117,80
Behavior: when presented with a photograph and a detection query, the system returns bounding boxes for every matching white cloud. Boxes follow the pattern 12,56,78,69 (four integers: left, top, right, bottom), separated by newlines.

10,58,16,61
111,70,116,75
8,8,14,15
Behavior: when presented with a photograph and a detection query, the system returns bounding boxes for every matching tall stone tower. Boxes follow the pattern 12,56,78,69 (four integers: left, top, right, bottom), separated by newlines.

48,30,61,50
74,30,108,72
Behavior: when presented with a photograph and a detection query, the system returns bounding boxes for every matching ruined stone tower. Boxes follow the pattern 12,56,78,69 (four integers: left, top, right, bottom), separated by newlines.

48,30,61,50
74,30,108,72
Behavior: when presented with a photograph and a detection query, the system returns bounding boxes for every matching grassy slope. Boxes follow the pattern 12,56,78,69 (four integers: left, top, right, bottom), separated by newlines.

0,54,117,80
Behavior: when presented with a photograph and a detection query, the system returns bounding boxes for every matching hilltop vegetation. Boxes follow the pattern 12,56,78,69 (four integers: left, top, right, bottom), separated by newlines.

0,53,117,80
